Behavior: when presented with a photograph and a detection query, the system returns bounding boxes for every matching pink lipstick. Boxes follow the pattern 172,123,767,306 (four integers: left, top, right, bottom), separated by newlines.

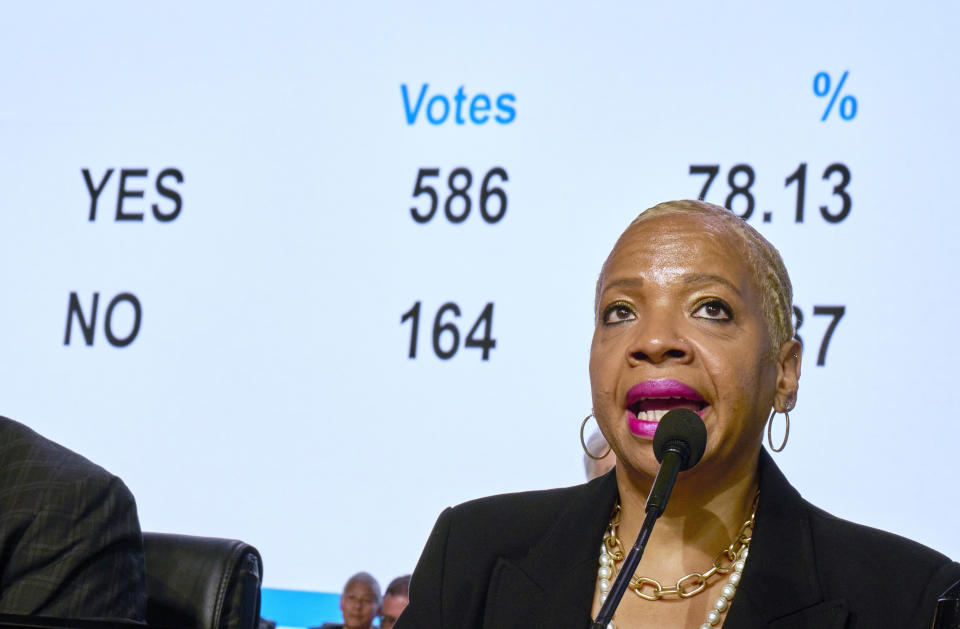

624,379,707,438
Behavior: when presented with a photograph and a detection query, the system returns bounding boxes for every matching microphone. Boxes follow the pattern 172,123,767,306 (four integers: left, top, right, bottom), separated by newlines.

647,408,707,516
589,409,707,629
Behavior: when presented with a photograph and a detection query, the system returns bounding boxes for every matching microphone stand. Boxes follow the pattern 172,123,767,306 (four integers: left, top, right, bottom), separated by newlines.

589,442,689,629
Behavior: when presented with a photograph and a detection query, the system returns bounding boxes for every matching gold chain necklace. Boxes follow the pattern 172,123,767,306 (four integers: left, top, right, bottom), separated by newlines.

601,492,758,601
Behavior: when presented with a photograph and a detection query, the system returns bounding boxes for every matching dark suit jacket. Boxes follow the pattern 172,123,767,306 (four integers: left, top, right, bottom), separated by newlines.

0,416,147,620
398,450,960,628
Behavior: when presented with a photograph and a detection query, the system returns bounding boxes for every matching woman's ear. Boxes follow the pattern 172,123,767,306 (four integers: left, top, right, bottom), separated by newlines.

774,339,802,412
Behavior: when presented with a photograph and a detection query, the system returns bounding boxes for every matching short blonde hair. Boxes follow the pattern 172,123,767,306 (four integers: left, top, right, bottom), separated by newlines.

595,200,794,352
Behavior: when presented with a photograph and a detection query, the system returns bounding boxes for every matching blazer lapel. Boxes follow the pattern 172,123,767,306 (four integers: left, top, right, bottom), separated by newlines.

766,600,849,628
482,471,619,629
724,450,849,629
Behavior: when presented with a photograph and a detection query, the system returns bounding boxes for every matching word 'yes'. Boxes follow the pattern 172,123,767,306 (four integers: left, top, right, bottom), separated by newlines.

401,84,516,125
83,168,183,222
64,292,142,348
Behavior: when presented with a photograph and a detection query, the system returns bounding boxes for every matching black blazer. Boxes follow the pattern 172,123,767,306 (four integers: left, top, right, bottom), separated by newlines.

0,416,147,620
397,450,960,628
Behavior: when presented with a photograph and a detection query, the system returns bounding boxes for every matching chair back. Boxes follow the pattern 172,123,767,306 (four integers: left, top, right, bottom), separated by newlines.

933,579,960,629
143,533,262,629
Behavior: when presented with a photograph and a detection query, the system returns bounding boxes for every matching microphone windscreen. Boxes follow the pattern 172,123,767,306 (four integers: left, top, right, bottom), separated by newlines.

652,408,707,470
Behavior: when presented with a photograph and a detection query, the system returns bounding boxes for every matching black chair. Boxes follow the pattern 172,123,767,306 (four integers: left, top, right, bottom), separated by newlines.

143,533,263,629
933,579,960,629
0,616,142,629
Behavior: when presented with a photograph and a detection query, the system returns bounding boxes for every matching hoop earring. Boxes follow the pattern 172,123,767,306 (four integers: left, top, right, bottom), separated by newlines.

580,413,611,460
766,408,790,453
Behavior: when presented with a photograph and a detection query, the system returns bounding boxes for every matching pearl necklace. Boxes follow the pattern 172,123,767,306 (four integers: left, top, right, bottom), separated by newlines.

595,496,757,629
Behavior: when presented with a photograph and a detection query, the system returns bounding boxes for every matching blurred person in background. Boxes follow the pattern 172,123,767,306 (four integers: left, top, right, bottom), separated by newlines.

582,427,616,481
316,572,380,629
379,575,410,629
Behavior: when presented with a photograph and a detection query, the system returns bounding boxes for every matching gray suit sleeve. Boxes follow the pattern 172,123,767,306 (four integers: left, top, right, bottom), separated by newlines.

0,418,147,621
0,471,147,620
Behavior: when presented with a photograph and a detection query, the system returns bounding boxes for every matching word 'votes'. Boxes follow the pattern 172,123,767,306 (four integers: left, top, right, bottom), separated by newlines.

82,168,184,222
401,84,516,125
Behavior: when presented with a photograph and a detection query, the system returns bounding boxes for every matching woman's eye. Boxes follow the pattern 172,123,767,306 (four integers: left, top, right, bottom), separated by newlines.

602,303,635,324
693,300,732,321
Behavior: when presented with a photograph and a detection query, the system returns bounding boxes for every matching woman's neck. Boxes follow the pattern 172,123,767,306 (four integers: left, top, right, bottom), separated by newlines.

611,445,761,576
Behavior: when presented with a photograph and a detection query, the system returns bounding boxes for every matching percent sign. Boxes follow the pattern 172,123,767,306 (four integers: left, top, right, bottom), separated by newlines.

814,71,857,121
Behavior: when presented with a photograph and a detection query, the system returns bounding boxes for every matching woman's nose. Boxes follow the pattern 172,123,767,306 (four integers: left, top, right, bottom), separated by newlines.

626,312,690,365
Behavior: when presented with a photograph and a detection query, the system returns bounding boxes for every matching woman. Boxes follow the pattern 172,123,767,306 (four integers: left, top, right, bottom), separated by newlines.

318,572,380,629
395,200,960,629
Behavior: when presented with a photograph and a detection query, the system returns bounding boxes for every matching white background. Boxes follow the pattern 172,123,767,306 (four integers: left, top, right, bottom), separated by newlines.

1,1,958,594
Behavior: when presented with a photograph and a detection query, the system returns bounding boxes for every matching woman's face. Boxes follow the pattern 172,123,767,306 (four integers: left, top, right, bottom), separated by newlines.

589,213,799,479
340,582,378,629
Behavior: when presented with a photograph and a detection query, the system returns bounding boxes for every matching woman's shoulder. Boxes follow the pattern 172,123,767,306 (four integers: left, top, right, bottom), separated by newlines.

441,474,610,539
425,472,616,561
761,452,956,574
805,502,958,579
401,474,615,629
760,452,955,574
450,478,599,516
800,503,960,626
754,451,960,626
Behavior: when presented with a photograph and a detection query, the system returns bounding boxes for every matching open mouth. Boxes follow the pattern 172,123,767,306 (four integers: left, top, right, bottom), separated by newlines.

625,379,709,423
